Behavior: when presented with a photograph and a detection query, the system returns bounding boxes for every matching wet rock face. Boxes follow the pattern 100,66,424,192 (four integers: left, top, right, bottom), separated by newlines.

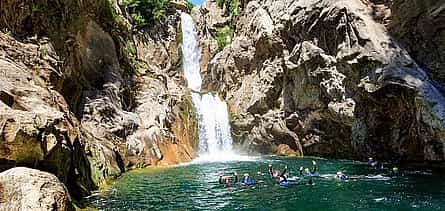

0,0,198,202
0,167,74,211
198,0,445,163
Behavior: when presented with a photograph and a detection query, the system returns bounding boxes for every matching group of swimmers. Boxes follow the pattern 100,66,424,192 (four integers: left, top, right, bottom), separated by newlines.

367,157,401,176
218,158,402,188
219,160,320,187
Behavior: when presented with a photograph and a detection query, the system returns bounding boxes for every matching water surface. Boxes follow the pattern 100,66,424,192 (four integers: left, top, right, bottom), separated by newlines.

87,157,445,210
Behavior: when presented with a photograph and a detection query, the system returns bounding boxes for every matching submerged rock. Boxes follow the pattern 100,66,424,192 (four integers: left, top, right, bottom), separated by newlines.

0,167,74,211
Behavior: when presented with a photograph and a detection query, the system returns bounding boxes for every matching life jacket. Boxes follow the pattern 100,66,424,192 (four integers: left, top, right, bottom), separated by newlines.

279,180,289,187
306,172,316,177
243,178,253,185
338,174,348,180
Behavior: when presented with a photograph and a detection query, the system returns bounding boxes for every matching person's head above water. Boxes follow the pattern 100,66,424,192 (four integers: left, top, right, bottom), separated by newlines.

244,173,249,178
273,170,279,177
224,176,230,184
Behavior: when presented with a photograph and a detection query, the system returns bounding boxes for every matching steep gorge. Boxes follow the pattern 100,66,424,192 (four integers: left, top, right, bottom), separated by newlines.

194,0,445,164
0,0,198,206
0,0,444,209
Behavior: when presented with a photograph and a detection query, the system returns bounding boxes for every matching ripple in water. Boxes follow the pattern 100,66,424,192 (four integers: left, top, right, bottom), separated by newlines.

86,157,445,210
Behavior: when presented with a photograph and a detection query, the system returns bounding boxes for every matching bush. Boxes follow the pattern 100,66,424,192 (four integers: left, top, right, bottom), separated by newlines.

212,0,239,51
125,0,170,29
185,0,194,11
215,0,240,18
215,26,233,51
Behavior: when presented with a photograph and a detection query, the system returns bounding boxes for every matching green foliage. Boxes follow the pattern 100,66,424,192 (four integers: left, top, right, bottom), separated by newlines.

215,26,233,51
228,0,240,18
216,0,225,7
185,0,194,11
125,0,171,29
215,0,240,18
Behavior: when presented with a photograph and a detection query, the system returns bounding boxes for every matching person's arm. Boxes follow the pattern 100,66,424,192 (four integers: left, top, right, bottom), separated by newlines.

280,165,287,177
299,166,304,176
234,172,238,183
219,172,224,184
280,166,288,182
268,164,273,177
283,176,288,182
311,160,317,174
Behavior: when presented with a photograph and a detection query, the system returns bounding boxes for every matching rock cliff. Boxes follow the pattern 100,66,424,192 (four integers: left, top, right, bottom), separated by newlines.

195,0,445,164
0,0,198,206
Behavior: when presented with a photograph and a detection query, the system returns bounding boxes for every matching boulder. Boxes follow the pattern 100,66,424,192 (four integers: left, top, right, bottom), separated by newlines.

0,167,74,211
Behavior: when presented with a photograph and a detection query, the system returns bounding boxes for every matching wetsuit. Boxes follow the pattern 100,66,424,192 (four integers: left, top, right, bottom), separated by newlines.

219,174,238,187
269,166,288,186
336,173,349,180
268,166,287,181
311,163,317,175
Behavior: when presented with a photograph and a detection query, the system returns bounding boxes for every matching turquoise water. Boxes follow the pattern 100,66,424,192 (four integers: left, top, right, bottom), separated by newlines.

87,157,445,210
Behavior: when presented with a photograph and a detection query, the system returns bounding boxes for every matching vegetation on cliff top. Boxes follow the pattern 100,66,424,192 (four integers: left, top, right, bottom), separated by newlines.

216,0,240,18
125,0,171,29
213,0,240,51
186,0,194,11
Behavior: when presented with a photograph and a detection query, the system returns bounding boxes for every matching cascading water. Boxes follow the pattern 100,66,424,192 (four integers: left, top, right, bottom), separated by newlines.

181,13,236,161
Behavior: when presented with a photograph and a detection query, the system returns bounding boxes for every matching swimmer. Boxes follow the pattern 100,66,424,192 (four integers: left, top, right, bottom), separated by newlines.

242,173,254,185
336,171,349,181
219,171,238,187
268,164,289,186
303,160,318,176
390,167,401,177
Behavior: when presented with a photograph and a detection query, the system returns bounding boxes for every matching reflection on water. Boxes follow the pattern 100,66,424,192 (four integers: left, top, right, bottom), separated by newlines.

87,157,445,210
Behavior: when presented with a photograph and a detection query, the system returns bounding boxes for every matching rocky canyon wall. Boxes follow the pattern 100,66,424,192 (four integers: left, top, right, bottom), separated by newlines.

194,0,445,165
0,0,198,205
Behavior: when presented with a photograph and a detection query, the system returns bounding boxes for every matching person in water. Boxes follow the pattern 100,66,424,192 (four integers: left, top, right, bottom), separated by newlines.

219,171,238,187
241,173,254,185
368,157,388,173
268,164,289,186
299,160,317,185
336,171,349,181
367,157,375,167
390,167,401,177
301,160,318,176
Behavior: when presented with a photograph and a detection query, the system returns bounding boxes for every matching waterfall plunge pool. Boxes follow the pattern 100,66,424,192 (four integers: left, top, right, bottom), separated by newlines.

86,12,443,211
86,156,445,210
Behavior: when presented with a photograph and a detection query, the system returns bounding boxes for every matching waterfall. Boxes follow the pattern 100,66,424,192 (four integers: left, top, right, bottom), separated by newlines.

181,13,236,161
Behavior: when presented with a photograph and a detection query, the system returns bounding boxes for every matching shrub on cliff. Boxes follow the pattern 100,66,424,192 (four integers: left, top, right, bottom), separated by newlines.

215,26,232,51
125,0,170,29
186,0,194,11
216,0,240,18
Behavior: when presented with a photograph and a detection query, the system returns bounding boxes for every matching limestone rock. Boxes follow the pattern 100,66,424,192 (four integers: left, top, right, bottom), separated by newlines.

0,167,74,211
201,0,445,164
390,0,445,82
